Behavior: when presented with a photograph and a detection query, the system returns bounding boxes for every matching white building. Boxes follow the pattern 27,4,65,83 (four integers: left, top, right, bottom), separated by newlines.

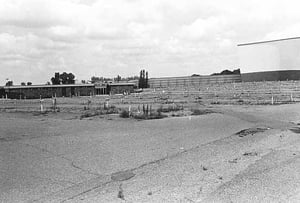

238,37,300,73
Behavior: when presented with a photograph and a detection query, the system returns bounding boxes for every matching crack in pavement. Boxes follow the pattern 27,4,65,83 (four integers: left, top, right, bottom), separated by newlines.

29,174,77,186
207,149,300,199
34,126,291,202
22,143,102,177
55,131,253,202
59,180,114,203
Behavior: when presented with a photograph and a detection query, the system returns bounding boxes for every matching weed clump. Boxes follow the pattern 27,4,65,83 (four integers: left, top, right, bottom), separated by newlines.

133,111,167,120
191,109,214,116
157,104,183,113
119,109,130,118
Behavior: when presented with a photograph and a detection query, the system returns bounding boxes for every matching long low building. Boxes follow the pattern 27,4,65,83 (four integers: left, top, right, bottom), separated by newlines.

241,70,300,82
238,37,300,81
0,83,136,99
0,84,95,99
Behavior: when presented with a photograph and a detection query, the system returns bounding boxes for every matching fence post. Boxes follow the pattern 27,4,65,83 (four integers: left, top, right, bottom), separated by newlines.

137,105,140,113
128,105,131,117
53,97,57,111
271,95,274,105
40,99,44,112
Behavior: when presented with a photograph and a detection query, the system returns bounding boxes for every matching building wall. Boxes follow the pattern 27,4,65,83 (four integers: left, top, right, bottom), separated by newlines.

241,70,300,82
148,75,241,88
2,85,95,99
238,38,300,73
108,85,134,94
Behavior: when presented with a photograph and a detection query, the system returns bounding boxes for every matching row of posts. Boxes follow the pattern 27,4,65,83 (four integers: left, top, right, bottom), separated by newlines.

1,91,297,113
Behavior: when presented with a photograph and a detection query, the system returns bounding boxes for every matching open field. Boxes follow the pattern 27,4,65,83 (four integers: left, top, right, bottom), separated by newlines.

1,81,300,114
1,81,300,202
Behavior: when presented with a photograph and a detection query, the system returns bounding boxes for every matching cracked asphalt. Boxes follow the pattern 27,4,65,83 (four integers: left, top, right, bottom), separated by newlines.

1,103,300,202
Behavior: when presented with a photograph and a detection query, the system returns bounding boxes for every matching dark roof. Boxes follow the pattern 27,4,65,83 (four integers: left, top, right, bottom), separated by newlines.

238,37,300,46
108,83,135,86
3,84,94,89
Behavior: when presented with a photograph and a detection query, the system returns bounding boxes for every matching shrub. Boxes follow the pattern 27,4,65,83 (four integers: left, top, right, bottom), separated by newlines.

119,109,130,118
80,111,100,119
133,112,167,120
191,109,214,116
157,104,183,113
106,107,119,114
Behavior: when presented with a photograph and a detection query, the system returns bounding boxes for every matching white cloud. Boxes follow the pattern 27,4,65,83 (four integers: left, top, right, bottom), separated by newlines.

1,0,300,84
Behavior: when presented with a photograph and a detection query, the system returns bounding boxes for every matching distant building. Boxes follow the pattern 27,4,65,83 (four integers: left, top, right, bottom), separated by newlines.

0,84,95,99
238,37,300,81
107,83,135,95
0,82,136,99
148,74,241,89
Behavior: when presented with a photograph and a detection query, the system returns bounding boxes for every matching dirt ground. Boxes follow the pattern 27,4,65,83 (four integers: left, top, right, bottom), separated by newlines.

1,101,300,202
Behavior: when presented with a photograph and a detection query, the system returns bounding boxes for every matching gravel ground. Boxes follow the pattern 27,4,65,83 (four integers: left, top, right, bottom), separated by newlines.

1,103,300,202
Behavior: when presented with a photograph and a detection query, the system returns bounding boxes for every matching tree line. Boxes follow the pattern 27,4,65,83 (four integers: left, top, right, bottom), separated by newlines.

4,69,150,88
51,72,75,85
90,69,150,88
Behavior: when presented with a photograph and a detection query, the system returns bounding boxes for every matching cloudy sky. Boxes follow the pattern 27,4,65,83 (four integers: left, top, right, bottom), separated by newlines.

1,0,300,84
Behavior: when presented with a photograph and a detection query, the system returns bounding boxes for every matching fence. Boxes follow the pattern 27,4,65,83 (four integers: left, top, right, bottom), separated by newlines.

0,81,299,113
148,74,242,88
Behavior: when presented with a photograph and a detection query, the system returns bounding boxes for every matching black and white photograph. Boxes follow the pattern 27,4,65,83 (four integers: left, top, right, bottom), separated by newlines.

1,0,300,202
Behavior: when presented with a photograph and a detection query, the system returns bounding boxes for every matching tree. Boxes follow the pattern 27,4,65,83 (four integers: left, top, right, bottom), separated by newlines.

115,75,121,82
21,82,26,86
51,72,60,85
139,70,143,88
51,72,75,85
91,76,100,84
142,69,145,87
138,69,149,88
27,82,32,85
5,80,13,86
66,73,75,84
233,69,241,75
145,71,149,88
60,73,67,84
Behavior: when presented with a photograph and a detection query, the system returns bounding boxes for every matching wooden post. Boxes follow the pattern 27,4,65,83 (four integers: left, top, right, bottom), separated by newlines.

128,105,131,117
53,97,57,111
40,99,44,112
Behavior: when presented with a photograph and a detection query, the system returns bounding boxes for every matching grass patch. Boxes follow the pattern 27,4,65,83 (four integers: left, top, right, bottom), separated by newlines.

119,109,130,118
81,106,120,119
191,109,214,116
157,104,183,113
133,112,167,120
80,111,101,119
290,127,300,134
235,127,270,137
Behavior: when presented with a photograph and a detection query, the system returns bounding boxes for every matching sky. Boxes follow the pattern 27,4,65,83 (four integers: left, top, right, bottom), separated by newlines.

1,0,300,85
